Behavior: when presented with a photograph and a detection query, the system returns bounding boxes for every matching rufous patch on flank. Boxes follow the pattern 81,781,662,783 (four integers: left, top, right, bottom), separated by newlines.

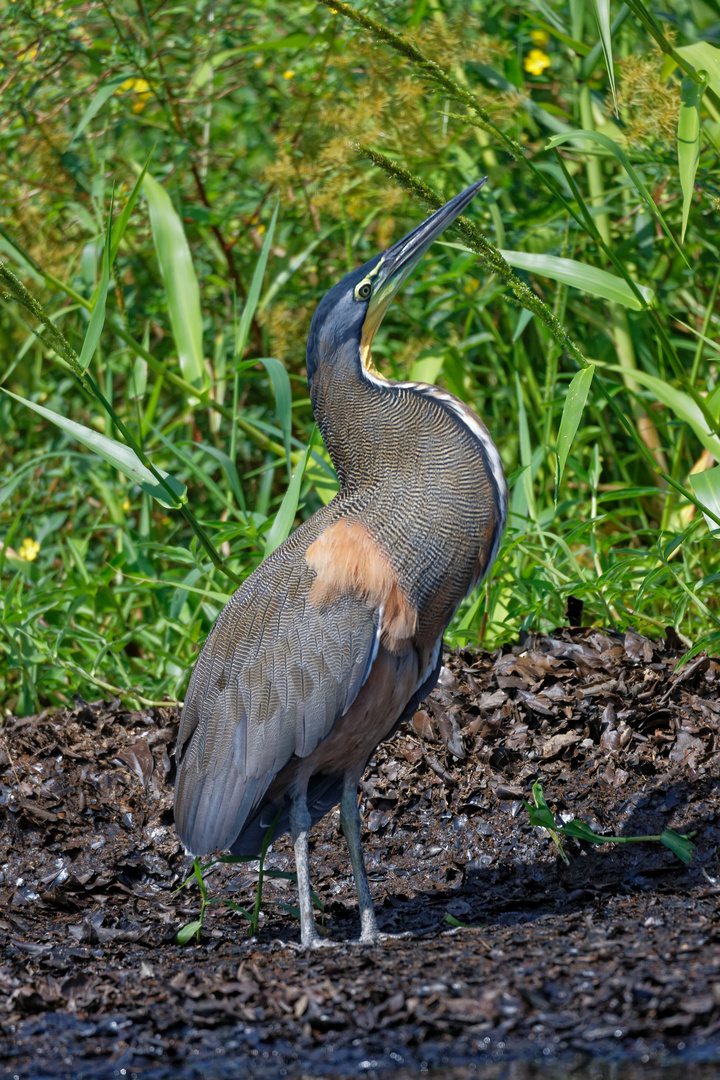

306,519,417,649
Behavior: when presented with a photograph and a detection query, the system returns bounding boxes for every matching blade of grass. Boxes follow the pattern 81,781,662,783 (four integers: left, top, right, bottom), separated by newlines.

2,390,187,508
142,169,208,397
78,196,113,373
678,76,704,244
263,429,319,557
500,250,654,310
555,364,595,500
591,0,617,112
546,130,687,266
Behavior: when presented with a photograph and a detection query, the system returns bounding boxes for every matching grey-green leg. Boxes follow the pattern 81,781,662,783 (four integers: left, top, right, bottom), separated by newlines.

290,791,323,948
340,772,380,944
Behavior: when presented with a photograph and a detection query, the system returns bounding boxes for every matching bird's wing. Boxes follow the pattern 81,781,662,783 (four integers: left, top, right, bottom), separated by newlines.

174,539,381,855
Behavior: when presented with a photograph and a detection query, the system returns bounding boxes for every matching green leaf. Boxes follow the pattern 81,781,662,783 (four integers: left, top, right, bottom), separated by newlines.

175,920,202,944
78,204,113,373
562,818,608,843
263,430,318,557
3,390,187,509
108,150,154,270
555,365,595,498
659,829,695,864
304,445,340,506
514,371,536,525
545,130,687,265
500,250,654,309
142,170,207,396
443,912,474,928
522,0,569,35
676,41,720,101
605,365,720,462
690,464,720,533
197,443,246,511
235,202,279,363
190,36,314,88
409,354,445,384
591,0,617,112
257,357,292,478
678,76,704,244
69,74,132,145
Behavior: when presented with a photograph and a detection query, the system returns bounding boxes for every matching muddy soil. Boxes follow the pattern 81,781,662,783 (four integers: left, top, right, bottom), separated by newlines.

0,627,719,1079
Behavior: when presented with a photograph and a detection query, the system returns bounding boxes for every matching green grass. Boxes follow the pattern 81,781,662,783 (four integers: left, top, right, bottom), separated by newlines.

1,0,720,715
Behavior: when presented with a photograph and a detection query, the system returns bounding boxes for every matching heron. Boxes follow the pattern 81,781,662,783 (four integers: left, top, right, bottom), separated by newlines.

174,179,508,947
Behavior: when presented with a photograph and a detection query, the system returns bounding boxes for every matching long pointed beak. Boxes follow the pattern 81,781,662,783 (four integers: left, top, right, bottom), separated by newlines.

362,178,487,356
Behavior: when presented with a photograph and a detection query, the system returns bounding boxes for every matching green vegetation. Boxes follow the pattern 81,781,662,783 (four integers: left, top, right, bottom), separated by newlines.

173,813,324,943
1,0,720,716
523,780,696,863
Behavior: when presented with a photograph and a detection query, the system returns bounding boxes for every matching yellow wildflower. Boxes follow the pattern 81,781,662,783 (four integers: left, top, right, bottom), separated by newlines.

253,56,264,68
122,497,132,512
524,49,551,76
530,29,551,47
18,538,40,562
117,77,153,113
282,69,295,80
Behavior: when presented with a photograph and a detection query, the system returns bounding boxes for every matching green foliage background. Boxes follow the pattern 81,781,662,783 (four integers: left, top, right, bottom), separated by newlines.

1,0,720,716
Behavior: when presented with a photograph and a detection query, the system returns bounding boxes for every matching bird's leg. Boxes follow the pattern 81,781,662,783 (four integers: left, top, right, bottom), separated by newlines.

290,790,325,949
340,771,380,944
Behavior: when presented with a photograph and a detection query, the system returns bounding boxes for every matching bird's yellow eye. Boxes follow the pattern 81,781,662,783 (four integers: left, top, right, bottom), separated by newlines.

356,281,372,300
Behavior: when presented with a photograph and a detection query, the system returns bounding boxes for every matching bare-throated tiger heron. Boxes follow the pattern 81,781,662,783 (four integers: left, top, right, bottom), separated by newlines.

174,180,508,947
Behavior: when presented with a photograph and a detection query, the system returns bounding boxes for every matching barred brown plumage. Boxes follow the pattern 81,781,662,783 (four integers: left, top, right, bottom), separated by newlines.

174,179,508,947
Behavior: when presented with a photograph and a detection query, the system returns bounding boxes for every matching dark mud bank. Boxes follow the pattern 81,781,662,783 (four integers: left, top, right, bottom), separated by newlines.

1,628,719,1077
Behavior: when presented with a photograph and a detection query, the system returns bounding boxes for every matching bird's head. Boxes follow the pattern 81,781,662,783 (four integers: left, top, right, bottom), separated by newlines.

306,178,487,389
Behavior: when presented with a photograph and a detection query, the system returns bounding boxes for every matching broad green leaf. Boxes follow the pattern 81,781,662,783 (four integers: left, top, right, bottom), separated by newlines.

678,77,704,243
690,465,720,533
605,364,720,461
257,356,292,477
562,818,607,843
3,390,187,509
659,829,695,864
235,202,279,361
500,250,654,309
142,170,207,396
555,364,595,498
409,354,445,384
676,42,720,101
591,0,617,112
263,431,318,557
175,920,202,945
69,74,132,145
545,130,686,265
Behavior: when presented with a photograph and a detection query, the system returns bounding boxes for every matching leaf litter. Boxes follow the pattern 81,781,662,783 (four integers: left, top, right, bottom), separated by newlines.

0,627,719,1078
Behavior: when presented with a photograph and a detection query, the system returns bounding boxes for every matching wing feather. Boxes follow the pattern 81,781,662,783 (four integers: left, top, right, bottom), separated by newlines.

174,536,380,855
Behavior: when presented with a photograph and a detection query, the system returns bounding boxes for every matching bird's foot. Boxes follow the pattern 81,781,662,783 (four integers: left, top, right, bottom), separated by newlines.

357,928,417,945
279,929,337,952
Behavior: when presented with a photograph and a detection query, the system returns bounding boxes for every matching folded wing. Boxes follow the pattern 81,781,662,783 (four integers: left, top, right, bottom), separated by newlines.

174,538,380,855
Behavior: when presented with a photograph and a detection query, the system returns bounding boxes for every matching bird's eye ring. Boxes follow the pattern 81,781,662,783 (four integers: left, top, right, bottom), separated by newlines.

357,282,372,300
